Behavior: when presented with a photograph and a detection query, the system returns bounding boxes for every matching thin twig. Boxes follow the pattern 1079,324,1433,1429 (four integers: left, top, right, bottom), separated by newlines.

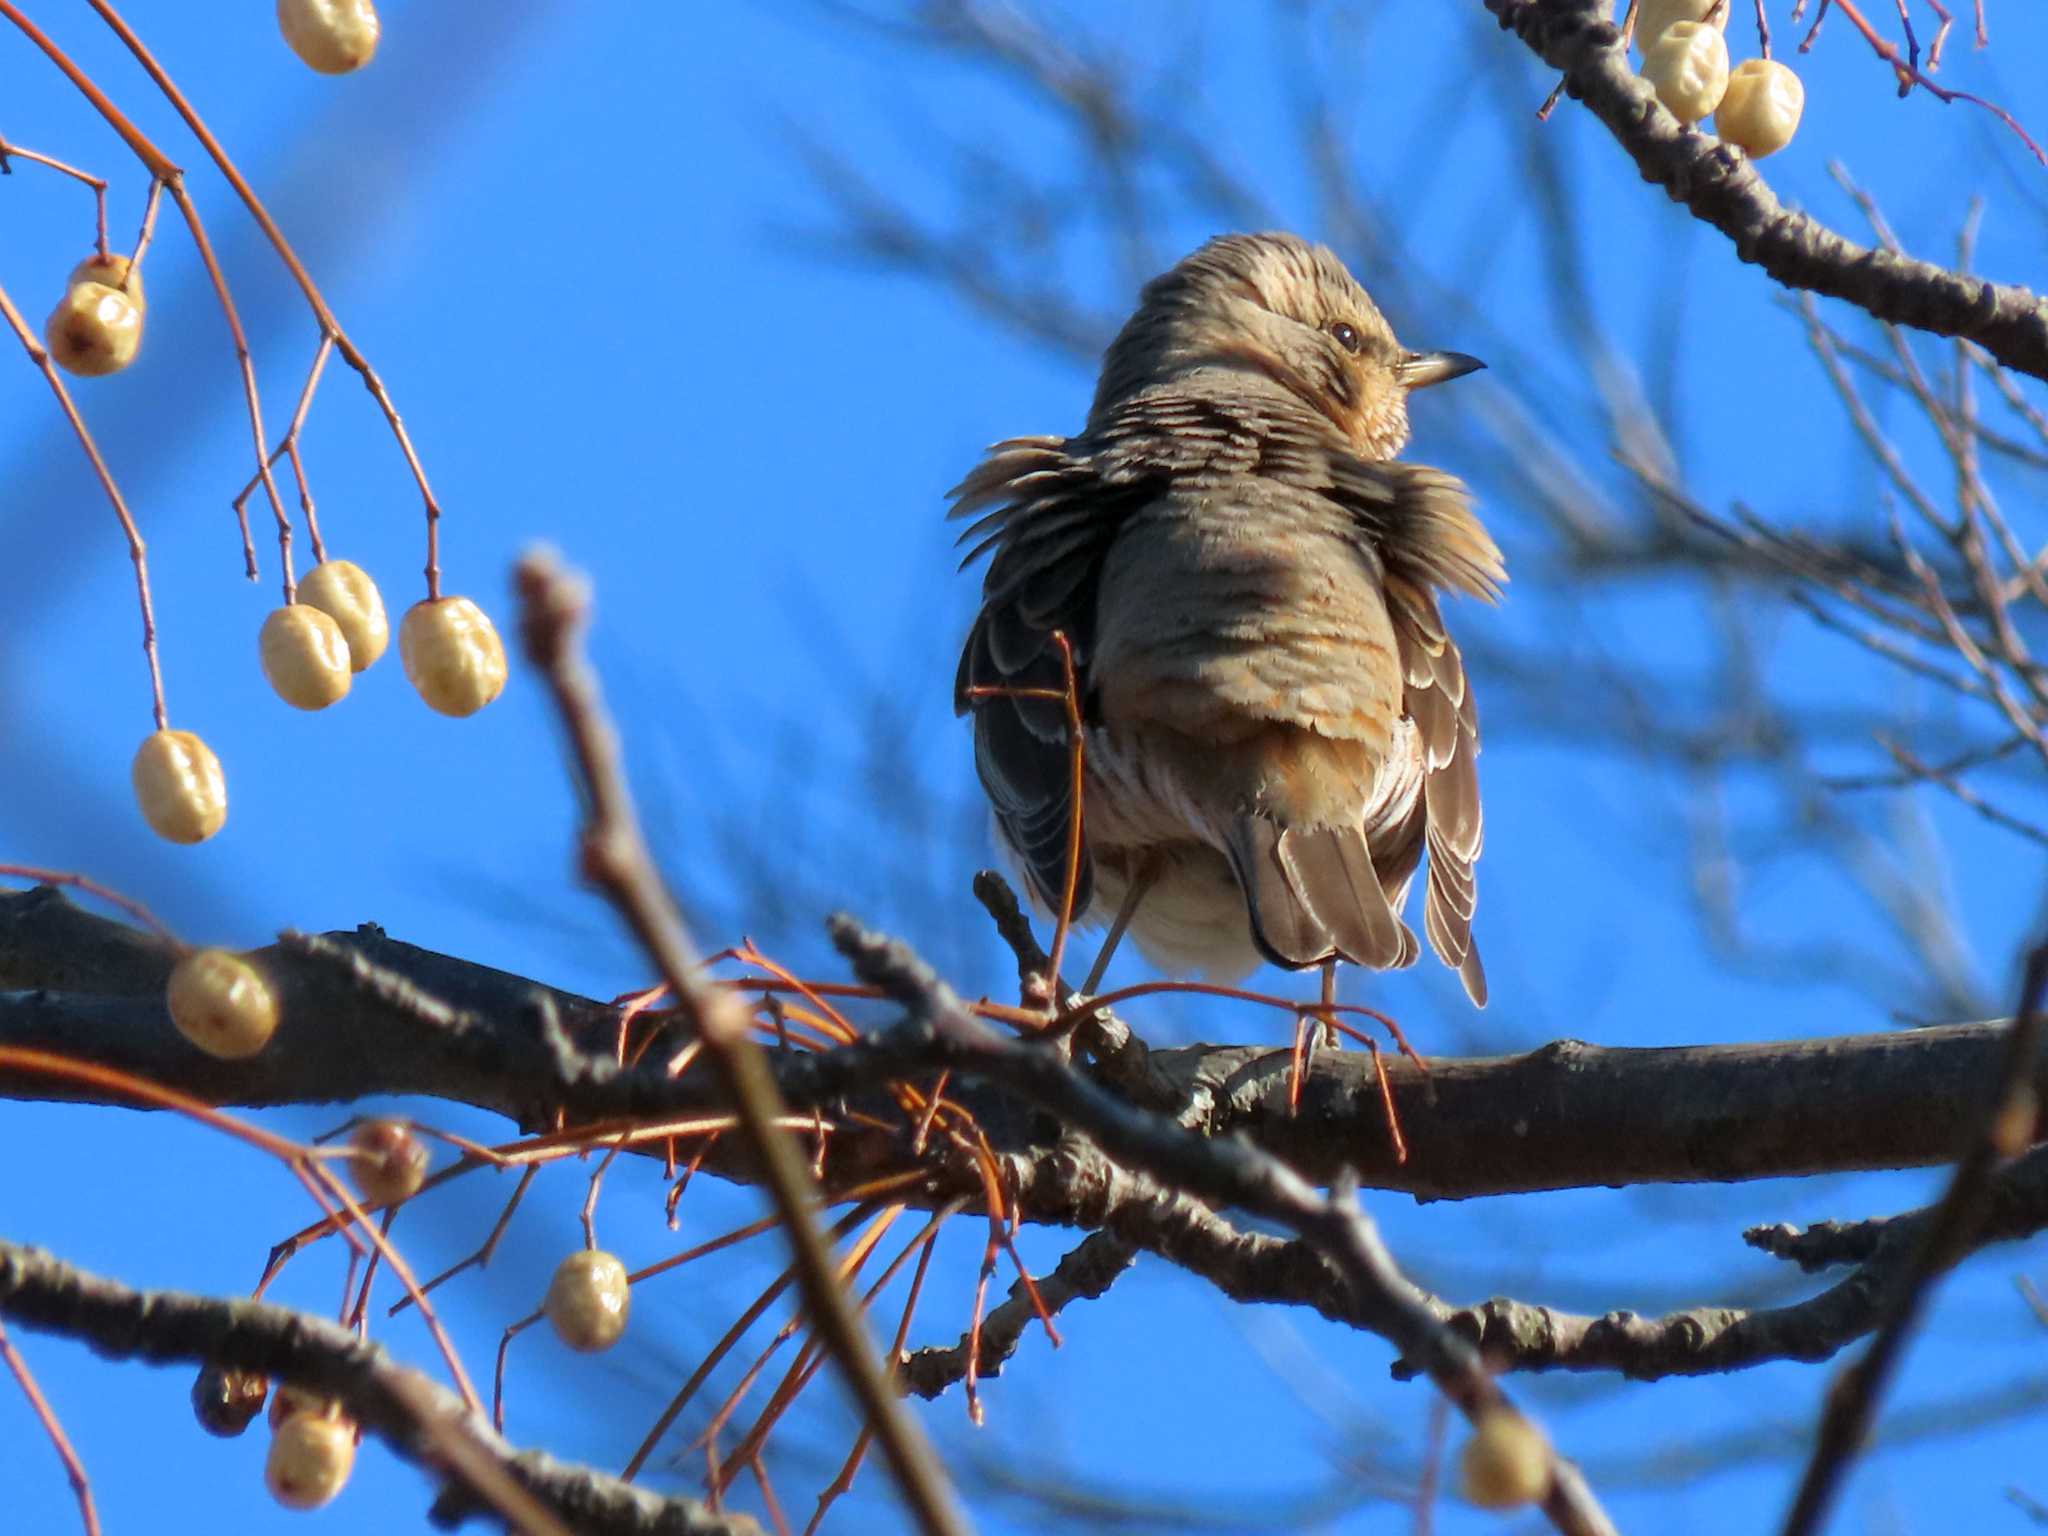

0,134,109,249
511,548,967,1536
1876,736,2048,847
0,3,296,596
0,276,168,729
0,1316,98,1536
84,0,449,597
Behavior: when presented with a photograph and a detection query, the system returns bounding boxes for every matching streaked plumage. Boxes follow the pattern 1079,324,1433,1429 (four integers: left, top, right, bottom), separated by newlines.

952,233,1503,1003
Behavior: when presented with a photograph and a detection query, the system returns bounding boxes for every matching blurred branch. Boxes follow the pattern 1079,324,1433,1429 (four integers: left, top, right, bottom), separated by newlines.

1783,937,2048,1536
509,550,967,1536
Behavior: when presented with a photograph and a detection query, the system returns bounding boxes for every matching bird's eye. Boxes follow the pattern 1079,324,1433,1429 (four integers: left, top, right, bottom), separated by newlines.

1328,321,1362,354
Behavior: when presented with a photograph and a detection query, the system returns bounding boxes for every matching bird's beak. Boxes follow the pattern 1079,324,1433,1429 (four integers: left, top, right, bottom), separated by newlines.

1396,350,1486,390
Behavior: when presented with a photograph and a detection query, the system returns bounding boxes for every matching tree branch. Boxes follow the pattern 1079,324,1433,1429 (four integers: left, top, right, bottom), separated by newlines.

825,913,1620,1536
0,1240,758,1536
3,886,2039,1204
1485,0,2048,381
1398,1140,2048,1380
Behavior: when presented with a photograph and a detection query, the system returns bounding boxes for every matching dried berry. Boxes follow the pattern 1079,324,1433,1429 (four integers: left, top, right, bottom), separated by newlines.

348,1119,429,1206
1633,0,1728,48
192,1364,269,1438
276,0,380,75
265,1410,355,1510
45,282,142,377
1641,20,1730,123
167,948,279,1059
1458,1409,1553,1510
399,597,507,717
132,729,227,844
261,604,354,710
296,559,389,671
1717,57,1805,157
544,1249,631,1353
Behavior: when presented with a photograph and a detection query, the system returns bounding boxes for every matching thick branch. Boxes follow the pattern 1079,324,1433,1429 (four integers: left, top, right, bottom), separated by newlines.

1486,0,2048,381
3,887,2040,1204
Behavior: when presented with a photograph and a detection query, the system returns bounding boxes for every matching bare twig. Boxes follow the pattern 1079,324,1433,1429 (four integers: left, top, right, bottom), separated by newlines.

0,1316,97,1536
900,1230,1135,1399
0,277,168,729
1875,736,2048,847
511,549,967,1536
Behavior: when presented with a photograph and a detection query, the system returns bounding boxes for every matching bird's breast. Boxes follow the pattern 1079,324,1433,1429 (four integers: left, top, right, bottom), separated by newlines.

1089,485,1403,751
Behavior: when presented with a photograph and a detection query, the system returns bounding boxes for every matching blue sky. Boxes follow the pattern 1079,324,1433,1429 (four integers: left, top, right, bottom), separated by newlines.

4,3,2047,1532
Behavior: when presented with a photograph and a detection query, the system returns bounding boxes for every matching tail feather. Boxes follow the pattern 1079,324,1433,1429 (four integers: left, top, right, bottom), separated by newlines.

1228,820,1415,972
1228,820,1331,967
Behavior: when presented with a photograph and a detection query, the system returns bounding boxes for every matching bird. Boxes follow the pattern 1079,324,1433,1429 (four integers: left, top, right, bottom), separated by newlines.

951,232,1502,1005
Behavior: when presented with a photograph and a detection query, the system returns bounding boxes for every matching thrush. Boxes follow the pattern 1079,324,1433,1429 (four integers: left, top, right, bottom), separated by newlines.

952,232,1502,1004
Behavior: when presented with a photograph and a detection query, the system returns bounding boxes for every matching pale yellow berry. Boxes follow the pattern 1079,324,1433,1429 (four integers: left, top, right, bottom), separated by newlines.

1458,1410,1553,1510
296,560,389,671
276,0,380,75
66,253,143,310
260,604,353,711
267,1382,337,1432
265,1411,355,1510
544,1249,631,1352
132,729,227,844
400,597,507,717
1642,20,1730,123
45,283,142,377
348,1119,428,1206
1716,57,1805,157
167,948,279,1059
1633,0,1728,48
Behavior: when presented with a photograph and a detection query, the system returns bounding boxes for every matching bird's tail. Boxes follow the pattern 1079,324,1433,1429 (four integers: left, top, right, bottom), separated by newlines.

1226,818,1418,975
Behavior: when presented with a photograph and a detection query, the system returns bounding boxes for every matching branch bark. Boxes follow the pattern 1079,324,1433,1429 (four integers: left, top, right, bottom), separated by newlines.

9,882,2046,1395
1398,1141,2048,1380
5,885,2034,1202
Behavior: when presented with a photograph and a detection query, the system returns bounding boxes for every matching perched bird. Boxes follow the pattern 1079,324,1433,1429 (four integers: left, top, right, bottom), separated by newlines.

952,233,1502,1003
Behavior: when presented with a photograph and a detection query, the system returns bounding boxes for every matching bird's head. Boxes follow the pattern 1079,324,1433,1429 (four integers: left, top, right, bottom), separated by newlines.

1089,232,1482,460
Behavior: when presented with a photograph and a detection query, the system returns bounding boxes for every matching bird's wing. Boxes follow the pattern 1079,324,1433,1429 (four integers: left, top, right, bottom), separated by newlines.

950,435,1149,913
1327,457,1502,1007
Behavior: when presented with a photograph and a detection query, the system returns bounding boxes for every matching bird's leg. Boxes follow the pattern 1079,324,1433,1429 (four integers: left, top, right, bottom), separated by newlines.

1079,852,1160,998
1289,959,1341,1116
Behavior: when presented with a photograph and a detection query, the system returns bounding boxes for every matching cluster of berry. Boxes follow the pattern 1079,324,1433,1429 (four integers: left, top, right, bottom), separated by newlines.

1634,0,1806,157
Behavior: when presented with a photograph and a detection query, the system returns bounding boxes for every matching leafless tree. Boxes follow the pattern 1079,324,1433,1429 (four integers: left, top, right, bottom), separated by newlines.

5,5,2048,1535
